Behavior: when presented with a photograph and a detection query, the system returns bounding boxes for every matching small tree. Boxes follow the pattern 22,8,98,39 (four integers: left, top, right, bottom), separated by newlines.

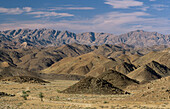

39,92,44,102
21,91,29,100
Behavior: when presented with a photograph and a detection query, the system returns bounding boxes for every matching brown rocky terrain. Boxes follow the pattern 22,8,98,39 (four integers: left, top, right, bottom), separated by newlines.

127,60,170,83
133,48,170,68
113,62,137,74
61,76,126,95
0,50,16,66
97,70,139,89
0,43,92,71
146,61,170,77
0,28,170,108
127,65,162,82
0,62,38,78
41,52,119,77
0,43,169,84
0,42,168,73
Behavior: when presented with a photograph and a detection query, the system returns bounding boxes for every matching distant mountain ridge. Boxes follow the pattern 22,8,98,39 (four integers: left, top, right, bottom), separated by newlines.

0,29,169,48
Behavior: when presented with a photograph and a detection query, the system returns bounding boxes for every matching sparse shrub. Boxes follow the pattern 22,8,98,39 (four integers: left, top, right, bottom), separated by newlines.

103,101,109,104
50,96,60,101
21,91,29,100
55,96,59,101
26,90,30,93
39,92,44,102
17,102,23,107
56,89,61,93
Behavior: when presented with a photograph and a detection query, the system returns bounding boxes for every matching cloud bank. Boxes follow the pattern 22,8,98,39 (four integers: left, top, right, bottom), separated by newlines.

0,7,32,14
49,7,95,11
28,11,74,18
104,0,143,8
1,11,170,34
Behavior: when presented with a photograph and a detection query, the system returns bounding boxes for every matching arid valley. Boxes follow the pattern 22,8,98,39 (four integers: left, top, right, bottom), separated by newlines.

0,29,170,109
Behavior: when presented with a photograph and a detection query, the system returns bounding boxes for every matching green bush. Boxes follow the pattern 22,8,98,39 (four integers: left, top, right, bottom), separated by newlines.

39,92,44,102
21,91,29,100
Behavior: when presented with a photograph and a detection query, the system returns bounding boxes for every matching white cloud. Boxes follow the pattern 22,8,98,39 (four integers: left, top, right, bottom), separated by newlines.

28,11,74,17
23,7,32,12
1,11,170,34
66,7,94,10
0,7,32,14
0,7,23,14
0,11,150,34
152,4,168,11
49,7,95,11
140,6,149,11
104,0,143,8
0,7,74,18
150,0,156,1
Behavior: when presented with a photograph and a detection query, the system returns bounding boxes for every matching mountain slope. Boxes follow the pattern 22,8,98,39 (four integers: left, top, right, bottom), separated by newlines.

61,76,126,94
0,62,37,78
133,48,170,68
113,62,137,75
117,30,169,47
127,60,170,83
146,61,170,77
127,65,162,82
0,43,92,71
98,70,139,89
0,29,169,48
41,52,119,77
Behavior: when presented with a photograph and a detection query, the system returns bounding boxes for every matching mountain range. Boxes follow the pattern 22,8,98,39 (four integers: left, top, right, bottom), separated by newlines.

0,29,169,48
0,28,170,85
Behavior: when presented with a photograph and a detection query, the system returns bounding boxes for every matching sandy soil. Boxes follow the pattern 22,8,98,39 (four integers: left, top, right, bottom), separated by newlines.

0,80,170,109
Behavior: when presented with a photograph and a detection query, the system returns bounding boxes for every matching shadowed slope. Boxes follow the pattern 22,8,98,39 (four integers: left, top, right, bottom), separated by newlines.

127,65,162,82
146,61,170,77
61,76,126,95
133,48,170,68
98,70,139,89
0,43,92,71
113,62,136,75
0,61,38,78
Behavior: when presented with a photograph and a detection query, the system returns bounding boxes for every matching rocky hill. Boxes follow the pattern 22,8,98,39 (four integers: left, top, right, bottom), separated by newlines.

0,29,169,48
61,76,126,95
133,48,170,68
127,60,170,83
0,43,92,71
41,52,119,77
98,70,139,89
0,42,153,73
127,65,162,83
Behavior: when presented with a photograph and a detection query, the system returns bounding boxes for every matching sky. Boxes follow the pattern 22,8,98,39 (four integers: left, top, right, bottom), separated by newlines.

0,0,170,34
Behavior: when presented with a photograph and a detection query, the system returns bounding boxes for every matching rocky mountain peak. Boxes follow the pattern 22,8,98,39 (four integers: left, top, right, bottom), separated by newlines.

0,29,169,48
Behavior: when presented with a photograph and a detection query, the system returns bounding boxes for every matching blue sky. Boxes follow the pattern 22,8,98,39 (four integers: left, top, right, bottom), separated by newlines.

0,0,170,34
